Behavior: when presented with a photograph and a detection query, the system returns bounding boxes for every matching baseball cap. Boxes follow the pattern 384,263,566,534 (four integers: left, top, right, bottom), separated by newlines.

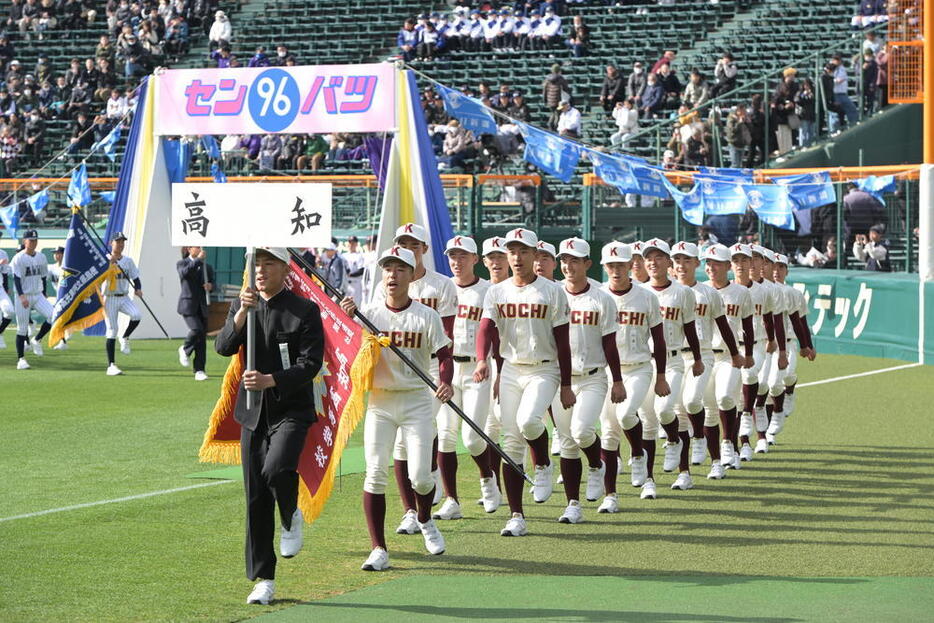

536,240,556,258
703,244,731,263
320,241,337,251
54,246,65,254
347,235,359,243
729,243,753,258
377,245,417,269
671,241,699,258
750,243,770,257
22,229,38,240
482,236,506,256
642,238,671,256
601,241,632,264
394,223,428,245
557,237,590,258
111,231,127,241
630,240,644,256
504,228,538,248
444,235,478,255
774,253,789,265
247,247,290,264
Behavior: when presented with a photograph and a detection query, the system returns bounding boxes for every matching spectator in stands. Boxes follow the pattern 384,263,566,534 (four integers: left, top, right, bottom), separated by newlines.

508,91,531,122
208,10,231,49
861,50,878,115
820,62,842,133
138,21,164,65
567,20,589,57
273,44,294,66
34,8,56,40
438,119,477,170
532,6,562,50
494,8,516,51
82,58,101,95
829,54,859,132
800,235,838,268
68,111,94,153
599,65,625,114
744,93,766,167
795,78,818,147
843,183,885,244
482,9,501,51
17,82,38,113
397,18,418,62
106,88,128,121
683,127,709,167
513,9,531,50
724,104,751,168
424,96,449,126
23,109,44,161
710,52,737,99
63,58,82,89
278,134,303,170
18,0,40,40
209,45,233,69
96,35,115,66
556,100,581,138
296,134,327,172
651,50,676,74
542,63,570,129
853,224,891,271
92,113,111,144
258,134,282,171
165,15,190,61
851,0,887,29
610,98,638,147
6,0,23,33
466,10,484,52
656,63,682,109
862,31,882,56
0,35,14,72
249,46,270,68
682,69,709,109
626,61,646,106
81,0,96,24
875,46,888,107
640,72,665,118
771,67,799,155
67,81,92,118
491,84,512,111
238,134,261,162
120,33,149,80
0,127,20,175
417,21,443,61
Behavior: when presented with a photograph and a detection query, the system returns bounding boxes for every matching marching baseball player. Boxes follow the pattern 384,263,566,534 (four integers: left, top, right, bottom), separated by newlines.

672,242,744,481
474,227,574,537
533,239,566,458
340,245,453,571
552,238,624,523
629,241,649,284
11,229,53,369
597,242,668,512
432,235,500,520
752,247,788,453
101,232,143,376
0,231,14,350
479,236,509,500
47,246,69,350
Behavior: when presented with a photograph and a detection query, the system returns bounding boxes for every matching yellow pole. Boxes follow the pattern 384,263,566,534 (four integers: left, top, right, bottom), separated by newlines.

926,0,934,163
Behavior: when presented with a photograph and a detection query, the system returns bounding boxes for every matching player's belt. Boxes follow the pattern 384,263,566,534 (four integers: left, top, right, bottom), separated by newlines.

712,349,725,354
572,368,599,377
738,340,757,346
669,349,679,357
111,293,126,297
453,355,476,363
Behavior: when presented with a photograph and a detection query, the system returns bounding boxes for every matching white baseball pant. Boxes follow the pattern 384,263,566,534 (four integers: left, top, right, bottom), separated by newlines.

740,342,767,386
437,358,491,457
15,292,53,335
484,364,502,442
103,295,141,339
640,356,683,440
600,361,654,452
782,339,799,388
757,342,773,392
703,351,742,424
553,370,608,460
393,359,443,461
363,389,436,496
0,287,13,319
678,350,714,433
497,361,559,463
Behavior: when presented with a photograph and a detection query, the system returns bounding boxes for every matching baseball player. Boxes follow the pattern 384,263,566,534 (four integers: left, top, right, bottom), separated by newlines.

343,235,366,304
100,232,143,376
341,245,453,572
597,242,668,513
751,247,788,453
474,227,574,537
11,229,53,369
629,241,649,284
533,239,566,458
47,246,69,351
552,237,624,523
0,231,14,350
672,242,744,481
432,235,500,520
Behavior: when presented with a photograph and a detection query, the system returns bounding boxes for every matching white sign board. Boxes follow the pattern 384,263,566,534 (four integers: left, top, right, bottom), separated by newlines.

171,183,332,247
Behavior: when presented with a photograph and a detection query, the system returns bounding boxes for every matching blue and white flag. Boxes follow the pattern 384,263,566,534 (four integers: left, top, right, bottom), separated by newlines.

91,125,122,162
663,178,705,226
201,134,221,159
211,162,228,184
619,155,669,198
694,177,748,215
0,202,19,233
435,83,498,136
519,122,581,183
67,163,92,208
743,184,795,231
588,151,639,195
698,166,755,182
773,171,836,210
27,189,49,217
856,174,897,202
100,191,116,203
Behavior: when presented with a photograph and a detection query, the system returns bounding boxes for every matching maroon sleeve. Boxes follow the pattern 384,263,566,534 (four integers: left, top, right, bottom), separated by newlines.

741,315,755,357
442,315,455,341
715,315,739,356
602,333,622,382
650,323,667,373
763,312,775,342
476,317,496,360
436,345,453,385
792,311,814,349
683,320,701,362
552,323,572,386
774,312,786,351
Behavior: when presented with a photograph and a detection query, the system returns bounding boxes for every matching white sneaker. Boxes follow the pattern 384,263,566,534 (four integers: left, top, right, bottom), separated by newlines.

479,477,501,513
671,471,694,490
395,509,418,534
52,340,68,350
585,462,605,501
767,411,786,435
432,469,443,505
0,335,6,349
106,363,123,376
500,512,527,536
640,478,657,499
785,393,797,416
418,519,445,554
246,579,275,605
738,413,754,437
119,337,131,355
754,439,769,454
739,443,753,462
628,451,647,487
690,438,707,465
597,493,620,513
754,406,768,432
432,497,463,520
178,345,190,367
617,458,624,475
17,358,30,370
30,338,43,356
720,441,734,467
707,461,725,480
766,432,777,445
658,428,667,439
556,472,564,484
731,453,742,470
194,371,209,381
662,439,683,473
557,500,584,524
361,547,390,571
550,432,561,456
280,509,303,558
532,463,554,503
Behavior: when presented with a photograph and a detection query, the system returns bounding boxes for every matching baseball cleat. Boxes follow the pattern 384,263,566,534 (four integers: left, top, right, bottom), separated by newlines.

29,338,43,356
640,478,657,500
431,470,443,505
785,393,796,417
0,335,6,349
766,432,777,445
731,453,742,470
557,500,584,524
106,363,123,376
662,439,683,473
194,371,209,381
432,497,463,520
585,461,605,501
361,547,390,571
597,493,620,513
178,345,190,367
671,471,694,490
754,439,769,454
246,579,275,605
707,461,725,480
628,451,647,487
17,358,30,370
395,509,419,535
720,441,734,467
617,458,624,475
119,337,131,355
500,512,528,537
690,438,707,465
532,463,554,503
738,413,754,437
767,411,786,435
52,340,68,350
280,509,303,558
658,428,667,440
479,477,501,513
754,406,768,432
739,443,753,462
417,519,445,555
550,432,561,456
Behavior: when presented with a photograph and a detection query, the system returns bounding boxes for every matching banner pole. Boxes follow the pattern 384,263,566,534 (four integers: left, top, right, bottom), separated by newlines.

245,248,258,410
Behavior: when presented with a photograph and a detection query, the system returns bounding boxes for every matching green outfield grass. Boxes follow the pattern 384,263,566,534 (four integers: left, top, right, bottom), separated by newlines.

2,337,933,622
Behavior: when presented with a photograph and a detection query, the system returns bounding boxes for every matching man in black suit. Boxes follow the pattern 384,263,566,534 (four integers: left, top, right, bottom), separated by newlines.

176,245,214,380
215,247,324,606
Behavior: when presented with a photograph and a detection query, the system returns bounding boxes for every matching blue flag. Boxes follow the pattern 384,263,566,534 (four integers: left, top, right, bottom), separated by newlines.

435,83,498,136
856,174,896,202
694,177,748,215
743,184,795,231
100,191,116,203
48,212,116,346
91,126,122,162
0,202,19,233
67,163,92,208
698,166,755,182
211,162,228,184
619,155,669,198
663,178,704,226
27,189,49,217
518,123,581,183
201,135,221,160
588,151,639,195
773,171,836,210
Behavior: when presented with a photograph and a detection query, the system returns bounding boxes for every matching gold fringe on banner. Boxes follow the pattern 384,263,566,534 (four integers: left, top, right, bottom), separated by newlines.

197,351,245,465
48,267,117,347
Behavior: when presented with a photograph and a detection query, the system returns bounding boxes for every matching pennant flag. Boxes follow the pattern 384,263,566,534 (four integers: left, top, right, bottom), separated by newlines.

588,150,640,195
663,178,705,226
91,125,122,162
694,176,748,215
67,163,92,208
519,122,581,183
100,191,116,203
200,259,382,524
201,134,221,160
0,202,19,233
773,171,836,210
435,83,498,136
856,174,897,203
743,184,795,231
794,207,813,236
620,155,670,198
211,162,228,184
27,189,49,217
698,166,755,182
48,211,117,346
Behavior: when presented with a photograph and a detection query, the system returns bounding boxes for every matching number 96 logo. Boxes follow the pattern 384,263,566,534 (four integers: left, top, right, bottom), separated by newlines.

247,68,300,133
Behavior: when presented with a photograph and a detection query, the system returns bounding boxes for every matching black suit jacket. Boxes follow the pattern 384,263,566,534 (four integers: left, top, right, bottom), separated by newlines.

215,289,324,431
176,257,214,316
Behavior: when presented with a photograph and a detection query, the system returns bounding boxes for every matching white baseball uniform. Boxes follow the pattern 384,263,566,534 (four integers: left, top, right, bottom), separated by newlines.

101,256,142,339
778,282,807,388
754,279,784,392
679,281,724,428
741,280,773,386
704,282,752,412
0,249,13,320
11,249,52,336
343,250,366,305
762,279,790,397
361,299,450,496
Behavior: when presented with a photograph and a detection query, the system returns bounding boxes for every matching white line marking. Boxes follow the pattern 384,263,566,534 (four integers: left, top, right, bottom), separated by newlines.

798,362,923,388
0,480,235,524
